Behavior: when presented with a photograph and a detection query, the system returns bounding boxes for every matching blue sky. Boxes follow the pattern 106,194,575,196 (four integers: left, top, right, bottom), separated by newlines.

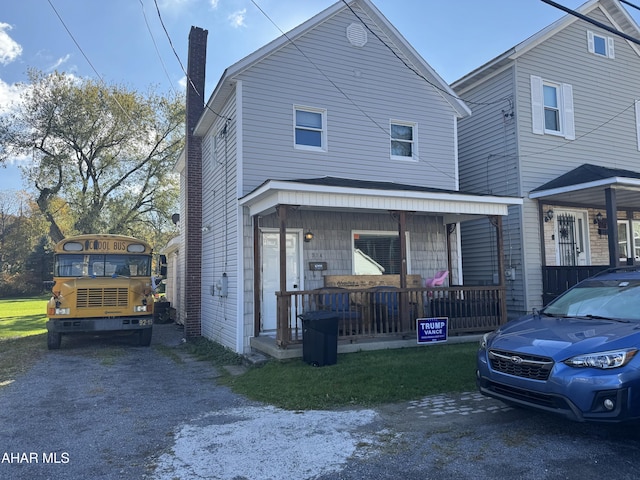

0,0,631,192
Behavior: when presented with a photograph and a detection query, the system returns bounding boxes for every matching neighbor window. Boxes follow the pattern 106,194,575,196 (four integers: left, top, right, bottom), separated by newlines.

352,231,410,275
294,106,326,151
390,121,416,159
587,31,614,58
543,84,560,133
531,75,575,140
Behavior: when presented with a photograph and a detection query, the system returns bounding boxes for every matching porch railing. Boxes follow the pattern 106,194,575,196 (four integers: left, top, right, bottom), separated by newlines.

542,265,609,305
274,285,506,348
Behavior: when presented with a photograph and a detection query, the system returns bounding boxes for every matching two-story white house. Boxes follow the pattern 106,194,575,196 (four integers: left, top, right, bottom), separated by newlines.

177,0,521,356
453,0,640,318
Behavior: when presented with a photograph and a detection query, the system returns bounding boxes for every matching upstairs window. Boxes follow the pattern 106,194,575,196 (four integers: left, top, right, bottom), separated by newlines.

543,84,561,133
294,106,326,151
390,121,416,160
587,31,615,58
531,75,575,140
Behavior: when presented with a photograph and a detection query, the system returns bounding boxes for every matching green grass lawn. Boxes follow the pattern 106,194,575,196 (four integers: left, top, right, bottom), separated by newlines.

0,296,49,386
0,295,49,339
1,295,482,410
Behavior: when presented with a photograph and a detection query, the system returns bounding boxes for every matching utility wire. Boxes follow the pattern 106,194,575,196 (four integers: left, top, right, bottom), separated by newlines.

249,0,463,183
541,0,640,46
341,0,511,108
47,0,134,123
138,0,179,95
152,0,231,121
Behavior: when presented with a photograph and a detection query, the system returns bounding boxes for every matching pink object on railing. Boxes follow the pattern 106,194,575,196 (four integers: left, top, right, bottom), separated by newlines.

425,270,448,287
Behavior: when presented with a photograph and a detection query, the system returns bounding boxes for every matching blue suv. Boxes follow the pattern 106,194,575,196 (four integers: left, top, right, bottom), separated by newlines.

477,267,640,422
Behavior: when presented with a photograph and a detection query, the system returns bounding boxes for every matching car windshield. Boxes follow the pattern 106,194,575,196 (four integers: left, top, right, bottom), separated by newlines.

542,279,640,321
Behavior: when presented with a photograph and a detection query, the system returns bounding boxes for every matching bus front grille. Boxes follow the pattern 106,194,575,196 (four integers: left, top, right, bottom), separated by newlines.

76,288,129,308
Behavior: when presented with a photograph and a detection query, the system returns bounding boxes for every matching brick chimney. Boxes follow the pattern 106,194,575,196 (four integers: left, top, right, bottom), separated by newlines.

183,26,207,338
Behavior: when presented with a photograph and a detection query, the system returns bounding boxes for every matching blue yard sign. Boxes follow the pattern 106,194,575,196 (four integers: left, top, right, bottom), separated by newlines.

416,317,448,344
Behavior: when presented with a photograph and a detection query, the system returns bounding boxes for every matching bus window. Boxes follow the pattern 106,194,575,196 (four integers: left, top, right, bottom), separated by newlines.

56,254,85,276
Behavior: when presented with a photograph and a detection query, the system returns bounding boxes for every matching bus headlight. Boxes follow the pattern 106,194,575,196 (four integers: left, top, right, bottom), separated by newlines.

134,305,148,312
55,308,70,315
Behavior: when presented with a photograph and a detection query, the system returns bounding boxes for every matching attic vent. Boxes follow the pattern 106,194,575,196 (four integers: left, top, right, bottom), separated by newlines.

346,23,367,47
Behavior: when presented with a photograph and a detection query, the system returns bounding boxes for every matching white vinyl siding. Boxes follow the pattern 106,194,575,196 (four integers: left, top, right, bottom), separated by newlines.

530,75,575,140
587,30,615,59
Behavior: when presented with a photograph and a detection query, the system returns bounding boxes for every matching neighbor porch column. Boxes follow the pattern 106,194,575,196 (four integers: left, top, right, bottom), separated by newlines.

605,187,619,267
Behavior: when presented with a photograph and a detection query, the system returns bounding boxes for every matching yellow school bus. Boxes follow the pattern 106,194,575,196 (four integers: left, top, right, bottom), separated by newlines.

46,234,161,349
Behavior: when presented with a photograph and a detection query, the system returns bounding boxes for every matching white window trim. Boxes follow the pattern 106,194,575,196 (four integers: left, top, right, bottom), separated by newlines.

390,120,417,161
587,30,615,59
293,105,327,152
530,75,575,140
635,100,640,151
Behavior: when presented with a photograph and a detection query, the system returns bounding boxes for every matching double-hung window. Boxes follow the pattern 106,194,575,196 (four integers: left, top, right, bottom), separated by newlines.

531,75,575,140
390,121,416,160
294,106,326,151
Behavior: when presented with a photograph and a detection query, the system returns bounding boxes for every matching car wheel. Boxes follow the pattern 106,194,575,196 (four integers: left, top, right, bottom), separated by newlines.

47,331,61,350
138,328,152,347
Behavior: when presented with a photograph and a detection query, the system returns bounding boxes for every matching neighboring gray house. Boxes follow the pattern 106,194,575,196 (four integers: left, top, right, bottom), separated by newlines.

177,0,521,355
453,0,640,318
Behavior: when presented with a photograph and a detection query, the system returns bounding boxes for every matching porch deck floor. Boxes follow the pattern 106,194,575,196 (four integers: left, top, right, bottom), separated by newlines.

250,333,482,360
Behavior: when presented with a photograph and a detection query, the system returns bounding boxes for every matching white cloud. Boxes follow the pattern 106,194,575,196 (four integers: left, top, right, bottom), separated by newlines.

0,23,22,65
0,78,25,115
209,0,220,8
47,54,71,72
228,8,247,28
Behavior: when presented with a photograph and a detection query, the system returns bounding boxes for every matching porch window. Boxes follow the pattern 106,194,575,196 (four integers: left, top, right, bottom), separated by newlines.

390,121,416,160
294,106,326,151
618,221,630,263
352,231,409,275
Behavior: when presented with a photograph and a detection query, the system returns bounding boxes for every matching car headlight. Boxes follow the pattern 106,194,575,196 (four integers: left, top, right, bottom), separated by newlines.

564,348,637,369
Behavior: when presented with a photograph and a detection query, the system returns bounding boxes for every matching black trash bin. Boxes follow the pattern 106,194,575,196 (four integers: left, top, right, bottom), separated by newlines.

300,310,339,367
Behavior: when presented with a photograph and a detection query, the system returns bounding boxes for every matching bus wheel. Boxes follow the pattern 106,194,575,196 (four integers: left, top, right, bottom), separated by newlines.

47,332,61,350
138,328,152,347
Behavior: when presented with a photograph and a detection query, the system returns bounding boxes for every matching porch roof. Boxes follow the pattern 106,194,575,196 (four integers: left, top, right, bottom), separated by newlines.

239,177,522,223
529,163,640,209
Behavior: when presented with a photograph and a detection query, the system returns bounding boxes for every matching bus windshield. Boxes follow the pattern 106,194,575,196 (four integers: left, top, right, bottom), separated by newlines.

55,254,152,278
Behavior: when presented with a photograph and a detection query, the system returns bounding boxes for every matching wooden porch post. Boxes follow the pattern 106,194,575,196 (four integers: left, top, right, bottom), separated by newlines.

491,215,508,324
395,211,410,331
253,216,261,338
605,187,619,267
275,205,290,347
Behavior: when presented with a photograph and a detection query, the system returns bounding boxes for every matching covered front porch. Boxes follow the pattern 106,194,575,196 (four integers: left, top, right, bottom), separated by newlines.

531,164,640,303
240,177,522,357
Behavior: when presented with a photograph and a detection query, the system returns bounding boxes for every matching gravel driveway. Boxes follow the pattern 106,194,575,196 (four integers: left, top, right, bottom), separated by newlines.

2,324,640,480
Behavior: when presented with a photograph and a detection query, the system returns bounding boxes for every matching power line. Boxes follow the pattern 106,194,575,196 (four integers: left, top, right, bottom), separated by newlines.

138,0,179,95
340,0,511,108
47,0,134,123
541,0,640,46
248,0,463,182
152,0,231,121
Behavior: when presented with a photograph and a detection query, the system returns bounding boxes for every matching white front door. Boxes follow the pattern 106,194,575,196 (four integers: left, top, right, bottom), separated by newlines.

555,210,590,266
261,230,302,332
